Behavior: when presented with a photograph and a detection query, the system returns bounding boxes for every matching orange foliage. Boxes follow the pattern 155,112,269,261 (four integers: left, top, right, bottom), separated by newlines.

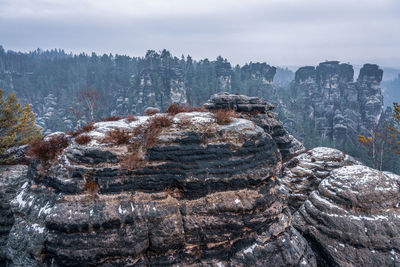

28,134,69,162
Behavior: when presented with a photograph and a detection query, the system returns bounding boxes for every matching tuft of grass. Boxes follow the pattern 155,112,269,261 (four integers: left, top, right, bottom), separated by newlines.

124,114,137,122
75,134,91,145
166,103,190,115
101,128,131,145
190,106,206,112
100,116,121,122
83,180,99,195
27,134,69,162
150,115,173,128
121,153,147,169
67,123,95,137
144,109,159,116
166,103,206,115
211,109,237,125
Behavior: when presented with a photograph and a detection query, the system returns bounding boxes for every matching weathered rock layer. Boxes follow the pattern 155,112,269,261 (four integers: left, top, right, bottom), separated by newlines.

293,165,400,266
280,147,359,212
7,112,315,266
0,165,28,265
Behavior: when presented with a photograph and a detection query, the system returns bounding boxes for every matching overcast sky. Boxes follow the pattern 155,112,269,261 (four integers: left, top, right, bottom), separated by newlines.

0,0,399,68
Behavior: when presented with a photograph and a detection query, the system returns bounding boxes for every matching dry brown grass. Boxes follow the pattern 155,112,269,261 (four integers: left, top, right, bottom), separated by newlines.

166,103,206,115
75,135,91,145
28,134,69,162
211,109,237,125
100,116,121,122
101,128,131,145
124,114,137,122
175,117,192,127
67,123,95,137
121,153,147,169
83,180,99,195
144,109,159,116
190,106,206,112
166,103,190,115
150,115,173,128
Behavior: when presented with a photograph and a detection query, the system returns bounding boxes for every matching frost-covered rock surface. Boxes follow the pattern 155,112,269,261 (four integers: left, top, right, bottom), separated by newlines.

6,112,315,266
293,165,400,266
0,165,28,264
205,93,305,160
280,147,359,211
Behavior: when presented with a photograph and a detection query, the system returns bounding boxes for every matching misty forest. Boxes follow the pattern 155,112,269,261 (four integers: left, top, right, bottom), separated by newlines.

1,46,399,173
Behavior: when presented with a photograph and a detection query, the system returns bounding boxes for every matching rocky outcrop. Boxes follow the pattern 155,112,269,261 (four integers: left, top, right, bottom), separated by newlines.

0,165,28,265
280,147,360,212
290,62,384,146
205,93,305,160
7,112,315,266
293,165,400,266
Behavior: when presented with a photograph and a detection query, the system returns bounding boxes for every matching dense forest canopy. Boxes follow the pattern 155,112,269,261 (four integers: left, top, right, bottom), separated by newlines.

0,46,399,174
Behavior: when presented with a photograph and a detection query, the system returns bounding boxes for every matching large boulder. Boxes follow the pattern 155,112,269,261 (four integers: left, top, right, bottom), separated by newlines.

205,93,305,160
7,112,315,266
293,165,400,266
280,147,359,212
0,165,28,265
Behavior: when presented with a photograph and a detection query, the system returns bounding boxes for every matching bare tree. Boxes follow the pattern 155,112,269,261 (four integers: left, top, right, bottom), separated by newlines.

81,89,99,122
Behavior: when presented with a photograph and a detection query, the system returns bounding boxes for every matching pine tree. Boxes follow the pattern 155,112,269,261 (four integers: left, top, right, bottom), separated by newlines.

0,89,41,163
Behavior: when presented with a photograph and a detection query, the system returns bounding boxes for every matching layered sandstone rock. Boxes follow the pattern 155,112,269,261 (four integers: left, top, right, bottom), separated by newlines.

290,62,384,146
0,165,28,265
280,147,359,212
293,165,400,266
7,112,315,266
205,93,305,160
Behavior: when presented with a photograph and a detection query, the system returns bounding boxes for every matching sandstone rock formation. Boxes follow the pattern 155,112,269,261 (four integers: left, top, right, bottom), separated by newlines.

293,165,400,266
280,147,360,212
6,112,315,266
290,62,384,146
0,165,28,265
204,93,305,160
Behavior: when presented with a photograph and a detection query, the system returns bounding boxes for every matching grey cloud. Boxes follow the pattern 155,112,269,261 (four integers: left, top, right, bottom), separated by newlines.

0,0,399,68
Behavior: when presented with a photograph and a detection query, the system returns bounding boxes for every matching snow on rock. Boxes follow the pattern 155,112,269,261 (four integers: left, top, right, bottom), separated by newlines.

293,164,400,266
279,147,360,212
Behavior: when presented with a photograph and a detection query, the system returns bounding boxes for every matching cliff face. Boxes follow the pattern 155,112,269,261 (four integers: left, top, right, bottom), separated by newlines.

290,62,383,146
6,106,315,266
0,165,28,265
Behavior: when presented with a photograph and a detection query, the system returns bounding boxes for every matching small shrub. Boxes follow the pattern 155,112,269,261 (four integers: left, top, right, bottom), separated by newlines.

100,116,121,122
75,135,91,145
144,108,159,116
175,117,191,127
167,103,190,115
121,153,147,169
83,180,99,195
102,128,131,145
150,115,173,128
68,123,95,137
211,109,237,125
190,106,206,112
125,114,137,122
28,134,69,162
